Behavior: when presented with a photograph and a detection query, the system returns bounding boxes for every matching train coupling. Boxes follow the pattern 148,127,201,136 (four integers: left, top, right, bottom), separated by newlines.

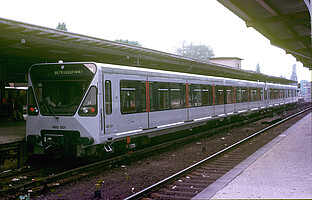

103,142,113,152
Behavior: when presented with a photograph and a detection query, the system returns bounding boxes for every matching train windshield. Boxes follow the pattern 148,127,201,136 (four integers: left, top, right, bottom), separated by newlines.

30,63,96,116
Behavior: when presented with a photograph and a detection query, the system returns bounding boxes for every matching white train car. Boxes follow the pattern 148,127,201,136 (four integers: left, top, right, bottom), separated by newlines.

26,62,298,156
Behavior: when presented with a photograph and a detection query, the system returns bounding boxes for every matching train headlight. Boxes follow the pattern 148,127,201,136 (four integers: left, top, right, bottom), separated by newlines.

79,106,97,115
27,135,41,143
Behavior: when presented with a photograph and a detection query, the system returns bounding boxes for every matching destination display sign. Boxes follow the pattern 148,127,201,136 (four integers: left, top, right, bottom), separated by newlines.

54,69,84,75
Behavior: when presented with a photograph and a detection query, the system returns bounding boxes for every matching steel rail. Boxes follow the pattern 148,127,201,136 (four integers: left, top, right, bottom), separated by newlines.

124,106,311,200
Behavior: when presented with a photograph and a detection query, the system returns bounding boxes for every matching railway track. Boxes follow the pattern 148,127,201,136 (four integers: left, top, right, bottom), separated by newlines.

125,106,311,200
1,104,310,199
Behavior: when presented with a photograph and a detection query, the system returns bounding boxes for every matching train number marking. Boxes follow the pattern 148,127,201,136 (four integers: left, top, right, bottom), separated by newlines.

52,125,67,129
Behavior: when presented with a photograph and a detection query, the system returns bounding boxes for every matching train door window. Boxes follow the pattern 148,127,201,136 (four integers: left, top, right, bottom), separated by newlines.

188,84,193,107
181,84,186,108
260,89,264,101
170,83,181,109
194,84,202,107
158,82,169,110
226,86,233,104
141,82,146,112
202,85,209,106
237,87,242,103
269,89,273,99
120,80,137,114
105,80,112,115
149,82,155,111
216,86,224,105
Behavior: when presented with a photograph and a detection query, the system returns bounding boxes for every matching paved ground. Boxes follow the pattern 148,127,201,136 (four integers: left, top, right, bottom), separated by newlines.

193,112,312,199
0,120,26,144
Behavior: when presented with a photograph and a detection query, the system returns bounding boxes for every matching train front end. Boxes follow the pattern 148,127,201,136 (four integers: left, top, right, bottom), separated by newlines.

26,62,99,157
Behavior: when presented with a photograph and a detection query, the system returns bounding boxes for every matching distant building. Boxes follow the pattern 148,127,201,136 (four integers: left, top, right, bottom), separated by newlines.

210,57,243,69
302,81,311,101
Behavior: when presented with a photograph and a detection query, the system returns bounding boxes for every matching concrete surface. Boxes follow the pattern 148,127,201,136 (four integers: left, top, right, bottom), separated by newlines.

192,112,312,199
0,121,26,144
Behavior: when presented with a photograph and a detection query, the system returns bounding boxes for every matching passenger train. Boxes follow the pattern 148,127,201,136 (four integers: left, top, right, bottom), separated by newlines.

26,62,298,156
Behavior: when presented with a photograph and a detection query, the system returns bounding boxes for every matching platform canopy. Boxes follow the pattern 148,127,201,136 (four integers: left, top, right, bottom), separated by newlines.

0,17,296,85
218,0,312,70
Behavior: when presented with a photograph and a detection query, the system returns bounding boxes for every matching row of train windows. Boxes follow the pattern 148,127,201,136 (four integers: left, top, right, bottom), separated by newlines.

268,89,297,100
104,80,296,115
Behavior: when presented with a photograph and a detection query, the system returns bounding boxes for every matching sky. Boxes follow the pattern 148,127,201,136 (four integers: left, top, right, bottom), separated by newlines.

0,0,311,82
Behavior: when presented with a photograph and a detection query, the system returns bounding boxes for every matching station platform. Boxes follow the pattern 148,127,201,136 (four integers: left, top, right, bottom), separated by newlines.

192,111,312,199
0,120,26,144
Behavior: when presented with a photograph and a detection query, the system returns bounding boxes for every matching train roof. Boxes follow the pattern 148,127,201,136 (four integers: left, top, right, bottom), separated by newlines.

98,62,266,86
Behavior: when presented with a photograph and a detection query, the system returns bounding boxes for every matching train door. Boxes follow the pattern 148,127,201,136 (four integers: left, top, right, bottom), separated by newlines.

147,80,156,128
264,84,268,108
102,73,115,134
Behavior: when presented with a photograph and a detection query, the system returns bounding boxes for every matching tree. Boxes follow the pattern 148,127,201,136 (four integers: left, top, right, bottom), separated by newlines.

255,63,261,73
56,22,68,31
290,64,297,82
115,39,142,47
175,41,215,61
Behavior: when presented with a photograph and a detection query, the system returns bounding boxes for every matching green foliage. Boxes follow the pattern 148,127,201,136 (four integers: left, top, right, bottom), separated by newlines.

175,41,215,61
56,22,68,31
115,39,142,47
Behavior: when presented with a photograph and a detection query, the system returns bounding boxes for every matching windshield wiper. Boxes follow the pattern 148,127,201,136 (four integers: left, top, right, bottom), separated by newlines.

40,96,59,121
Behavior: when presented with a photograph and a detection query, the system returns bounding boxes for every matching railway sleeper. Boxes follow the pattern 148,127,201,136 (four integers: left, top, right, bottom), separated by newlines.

150,192,190,200
160,189,200,197
166,185,204,192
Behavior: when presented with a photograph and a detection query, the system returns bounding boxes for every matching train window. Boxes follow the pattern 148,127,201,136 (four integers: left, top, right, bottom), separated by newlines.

236,87,242,103
269,89,273,99
226,86,233,104
158,82,169,110
250,88,257,102
188,84,193,107
149,82,155,111
120,81,137,114
79,86,98,116
181,84,187,108
216,86,224,105
274,89,279,99
260,89,264,101
170,83,181,109
141,82,146,112
27,87,39,116
202,85,210,106
193,84,202,107
105,80,112,115
241,88,248,102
